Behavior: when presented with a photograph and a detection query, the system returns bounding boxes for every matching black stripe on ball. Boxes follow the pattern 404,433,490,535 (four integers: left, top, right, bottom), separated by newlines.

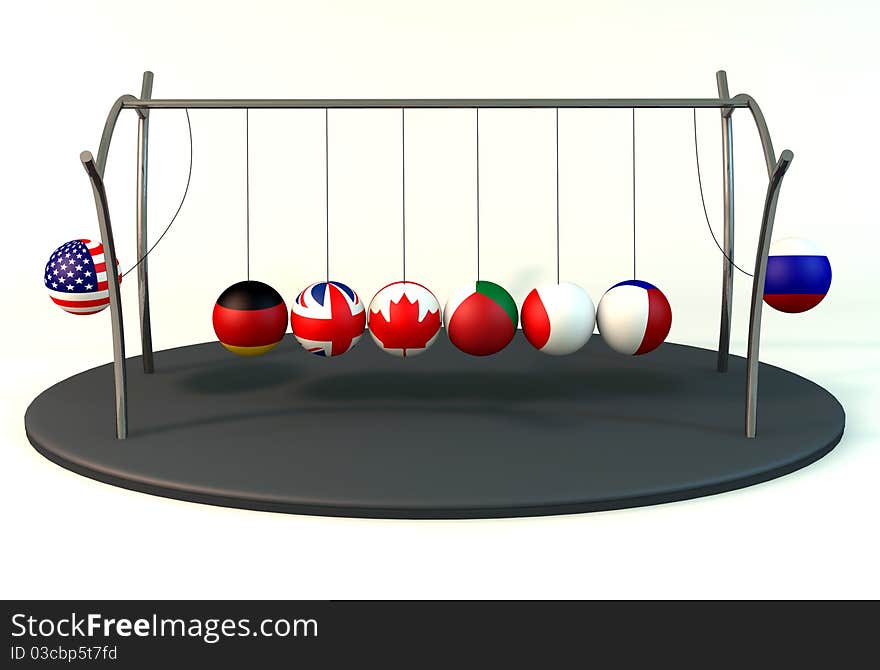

216,280,284,311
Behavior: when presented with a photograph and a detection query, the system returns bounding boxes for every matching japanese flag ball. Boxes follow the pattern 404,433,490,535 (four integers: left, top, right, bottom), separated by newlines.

521,282,595,356
597,280,672,356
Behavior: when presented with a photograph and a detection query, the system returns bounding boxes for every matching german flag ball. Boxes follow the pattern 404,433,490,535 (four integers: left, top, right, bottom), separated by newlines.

212,280,288,356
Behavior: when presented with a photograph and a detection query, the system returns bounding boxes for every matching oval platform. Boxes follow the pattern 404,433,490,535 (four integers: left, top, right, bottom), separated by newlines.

25,335,844,519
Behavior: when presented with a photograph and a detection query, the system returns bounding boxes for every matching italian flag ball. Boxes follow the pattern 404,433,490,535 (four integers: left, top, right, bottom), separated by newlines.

444,280,518,356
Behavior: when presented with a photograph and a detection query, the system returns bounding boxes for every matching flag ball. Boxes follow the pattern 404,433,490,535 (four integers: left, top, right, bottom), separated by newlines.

44,239,120,315
212,280,288,356
521,282,595,356
763,237,831,313
597,280,671,356
444,280,518,356
368,281,442,358
291,281,366,357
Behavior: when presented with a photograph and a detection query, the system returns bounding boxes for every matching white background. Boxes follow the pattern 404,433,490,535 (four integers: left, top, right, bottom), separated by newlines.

0,0,877,598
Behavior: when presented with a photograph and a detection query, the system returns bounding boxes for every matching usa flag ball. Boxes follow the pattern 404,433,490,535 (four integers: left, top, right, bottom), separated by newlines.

212,280,288,356
44,239,120,315
597,280,672,356
763,237,831,313
368,281,442,358
291,281,366,357
444,280,518,356
521,282,595,356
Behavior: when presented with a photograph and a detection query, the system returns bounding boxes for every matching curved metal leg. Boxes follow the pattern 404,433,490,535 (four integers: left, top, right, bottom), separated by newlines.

745,150,794,438
716,71,735,372
96,95,137,178
137,72,154,373
81,151,128,439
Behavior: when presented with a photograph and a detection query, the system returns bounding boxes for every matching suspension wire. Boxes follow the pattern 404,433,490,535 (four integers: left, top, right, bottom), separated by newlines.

120,110,193,279
632,108,636,280
555,107,560,284
476,108,481,282
401,108,406,282
245,108,250,280
692,108,753,277
325,108,330,284
118,107,752,290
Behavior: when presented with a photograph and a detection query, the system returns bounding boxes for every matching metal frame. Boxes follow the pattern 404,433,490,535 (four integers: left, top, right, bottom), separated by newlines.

124,98,748,110
137,72,154,373
81,152,127,439
81,70,791,439
716,71,735,373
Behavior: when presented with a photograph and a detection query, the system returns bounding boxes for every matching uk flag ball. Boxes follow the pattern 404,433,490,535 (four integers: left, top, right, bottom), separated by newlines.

368,281,442,358
290,281,366,357
521,282,595,356
596,280,671,356
44,239,121,315
763,237,831,313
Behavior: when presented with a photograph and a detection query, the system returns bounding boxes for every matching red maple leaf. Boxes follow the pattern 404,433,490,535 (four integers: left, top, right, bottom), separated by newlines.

370,294,441,356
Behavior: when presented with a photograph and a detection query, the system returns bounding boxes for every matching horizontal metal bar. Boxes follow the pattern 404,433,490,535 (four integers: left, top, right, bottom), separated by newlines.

123,98,749,110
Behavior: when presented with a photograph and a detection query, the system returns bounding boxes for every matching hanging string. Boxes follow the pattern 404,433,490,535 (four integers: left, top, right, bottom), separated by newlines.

245,108,251,280
120,110,193,279
325,108,330,284
555,107,560,284
632,108,636,280
401,108,406,282
476,108,481,281
692,108,753,277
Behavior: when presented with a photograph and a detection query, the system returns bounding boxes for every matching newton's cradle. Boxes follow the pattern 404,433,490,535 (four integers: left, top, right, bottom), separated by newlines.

25,71,844,518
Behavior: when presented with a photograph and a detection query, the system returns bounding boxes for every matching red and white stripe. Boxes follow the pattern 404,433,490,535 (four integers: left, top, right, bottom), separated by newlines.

47,239,121,315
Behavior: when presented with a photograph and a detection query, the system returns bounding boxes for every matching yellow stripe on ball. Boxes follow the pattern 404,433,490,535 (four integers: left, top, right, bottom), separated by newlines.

220,342,281,357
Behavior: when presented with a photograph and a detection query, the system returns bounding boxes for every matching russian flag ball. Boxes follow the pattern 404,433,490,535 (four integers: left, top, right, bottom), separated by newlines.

596,280,672,356
763,237,831,313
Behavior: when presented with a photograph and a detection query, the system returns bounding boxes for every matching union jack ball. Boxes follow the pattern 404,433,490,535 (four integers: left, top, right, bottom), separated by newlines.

44,239,120,315
521,282,595,356
368,281,442,358
291,281,366,357
444,280,518,356
763,237,831,313
596,280,672,356
212,280,288,356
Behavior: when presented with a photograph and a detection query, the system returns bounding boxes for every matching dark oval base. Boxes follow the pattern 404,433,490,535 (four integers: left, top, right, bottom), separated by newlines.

24,335,845,519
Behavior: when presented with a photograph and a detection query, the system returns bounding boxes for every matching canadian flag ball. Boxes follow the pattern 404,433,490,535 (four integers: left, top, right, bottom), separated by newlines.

521,282,595,356
368,281,442,358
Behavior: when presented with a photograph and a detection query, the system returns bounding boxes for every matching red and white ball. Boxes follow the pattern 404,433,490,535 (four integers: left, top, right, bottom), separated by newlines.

521,282,595,356
596,280,671,355
368,281,442,358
